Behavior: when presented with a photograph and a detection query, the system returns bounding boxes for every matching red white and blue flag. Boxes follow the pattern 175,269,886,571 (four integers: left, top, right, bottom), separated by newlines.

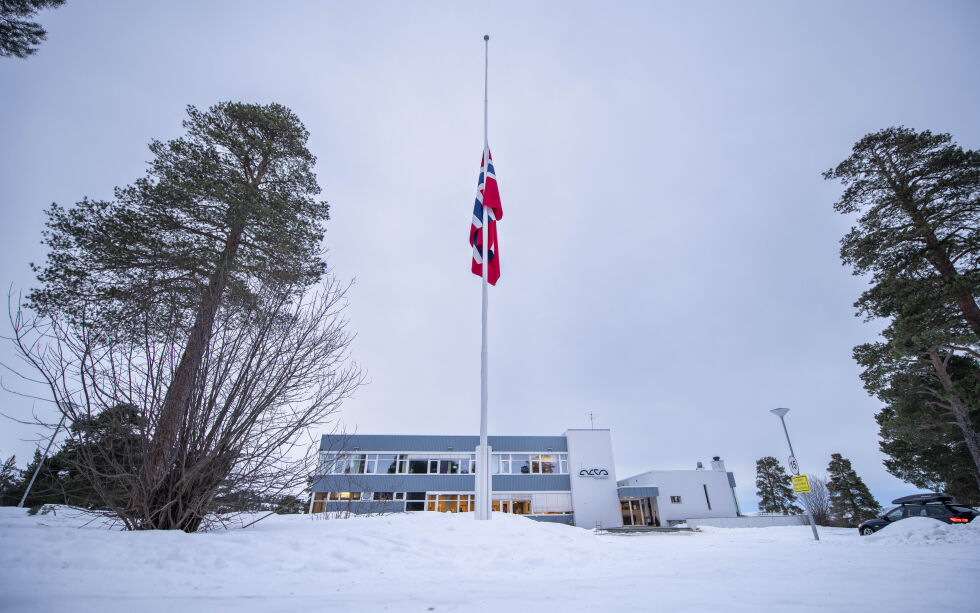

470,150,502,285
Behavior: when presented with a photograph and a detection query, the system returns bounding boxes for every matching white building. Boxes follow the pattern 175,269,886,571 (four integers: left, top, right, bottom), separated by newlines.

618,457,741,526
312,429,741,529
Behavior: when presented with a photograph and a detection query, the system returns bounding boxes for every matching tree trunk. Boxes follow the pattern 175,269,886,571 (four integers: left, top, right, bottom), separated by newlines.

902,197,980,339
140,221,245,511
926,348,980,489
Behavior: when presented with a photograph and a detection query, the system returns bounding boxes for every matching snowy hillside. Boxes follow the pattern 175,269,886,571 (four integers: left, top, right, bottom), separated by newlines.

1,507,978,612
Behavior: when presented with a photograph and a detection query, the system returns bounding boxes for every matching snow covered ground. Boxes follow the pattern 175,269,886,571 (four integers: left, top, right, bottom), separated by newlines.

1,508,978,612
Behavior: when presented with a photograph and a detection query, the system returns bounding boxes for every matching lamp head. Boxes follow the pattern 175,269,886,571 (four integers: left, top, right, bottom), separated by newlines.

770,407,790,418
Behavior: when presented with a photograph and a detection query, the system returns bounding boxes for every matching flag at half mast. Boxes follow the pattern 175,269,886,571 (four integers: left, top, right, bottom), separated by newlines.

470,150,502,285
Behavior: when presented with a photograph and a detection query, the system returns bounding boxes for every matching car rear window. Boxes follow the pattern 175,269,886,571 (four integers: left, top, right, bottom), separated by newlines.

949,505,975,513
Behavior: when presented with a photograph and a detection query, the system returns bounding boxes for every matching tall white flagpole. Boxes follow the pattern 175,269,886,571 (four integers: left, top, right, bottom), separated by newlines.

476,34,492,521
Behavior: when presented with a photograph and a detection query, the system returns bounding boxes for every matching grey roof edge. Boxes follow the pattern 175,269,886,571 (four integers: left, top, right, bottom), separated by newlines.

319,434,568,452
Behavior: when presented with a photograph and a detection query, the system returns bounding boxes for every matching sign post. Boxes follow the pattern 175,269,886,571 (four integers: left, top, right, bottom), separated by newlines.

769,408,820,541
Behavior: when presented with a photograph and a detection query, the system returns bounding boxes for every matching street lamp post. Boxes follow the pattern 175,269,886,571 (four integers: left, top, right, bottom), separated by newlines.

770,407,820,541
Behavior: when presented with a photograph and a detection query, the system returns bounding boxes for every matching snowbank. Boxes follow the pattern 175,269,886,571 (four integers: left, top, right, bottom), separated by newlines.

864,515,980,546
1,507,978,612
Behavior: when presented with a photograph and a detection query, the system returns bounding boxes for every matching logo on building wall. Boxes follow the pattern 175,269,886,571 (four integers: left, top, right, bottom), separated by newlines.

578,468,609,479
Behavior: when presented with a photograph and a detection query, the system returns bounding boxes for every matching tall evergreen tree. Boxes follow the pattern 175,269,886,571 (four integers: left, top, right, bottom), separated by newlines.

825,126,980,337
871,355,980,506
826,126,980,483
0,0,66,58
826,453,880,527
755,456,802,515
0,452,20,505
9,448,65,508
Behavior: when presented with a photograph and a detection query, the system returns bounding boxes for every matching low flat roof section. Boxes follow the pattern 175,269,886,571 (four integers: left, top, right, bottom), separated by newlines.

617,486,659,499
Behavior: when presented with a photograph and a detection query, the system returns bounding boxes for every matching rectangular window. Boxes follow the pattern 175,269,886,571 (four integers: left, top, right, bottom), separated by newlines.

344,454,366,474
406,492,425,512
375,492,394,501
439,459,461,474
377,454,398,474
670,496,682,504
559,454,568,474
397,454,408,474
312,492,328,514
512,454,530,474
408,459,428,474
438,494,459,513
394,492,405,501
703,484,711,510
534,454,557,474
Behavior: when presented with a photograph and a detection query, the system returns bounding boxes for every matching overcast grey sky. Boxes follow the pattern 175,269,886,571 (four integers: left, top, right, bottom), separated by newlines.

2,1,978,510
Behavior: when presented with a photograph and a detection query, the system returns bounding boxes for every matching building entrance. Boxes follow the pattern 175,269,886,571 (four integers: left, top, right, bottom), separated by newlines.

620,498,659,526
492,497,531,514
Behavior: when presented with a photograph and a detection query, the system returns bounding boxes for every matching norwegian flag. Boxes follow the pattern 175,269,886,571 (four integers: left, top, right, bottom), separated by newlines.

470,149,502,285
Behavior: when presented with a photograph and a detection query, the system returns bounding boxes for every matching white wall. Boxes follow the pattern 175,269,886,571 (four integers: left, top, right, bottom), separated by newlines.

565,429,622,529
688,516,806,529
620,469,739,522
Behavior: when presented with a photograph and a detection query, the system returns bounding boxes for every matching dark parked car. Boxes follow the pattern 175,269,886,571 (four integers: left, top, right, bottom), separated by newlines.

858,493,978,536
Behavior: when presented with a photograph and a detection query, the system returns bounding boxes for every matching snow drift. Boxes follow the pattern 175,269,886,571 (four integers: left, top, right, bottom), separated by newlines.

1,507,977,612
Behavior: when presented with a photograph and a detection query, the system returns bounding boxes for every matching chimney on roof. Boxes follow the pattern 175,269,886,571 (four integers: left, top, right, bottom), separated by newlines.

696,461,704,470
711,457,725,471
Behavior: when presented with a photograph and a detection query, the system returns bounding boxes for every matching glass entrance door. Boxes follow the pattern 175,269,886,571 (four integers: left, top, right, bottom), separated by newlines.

621,499,655,526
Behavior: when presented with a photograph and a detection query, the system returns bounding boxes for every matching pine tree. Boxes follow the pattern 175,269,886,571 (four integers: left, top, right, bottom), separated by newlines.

755,456,803,515
0,0,66,58
27,102,338,530
872,356,980,506
826,127,980,483
826,453,881,526
10,448,65,508
0,453,20,505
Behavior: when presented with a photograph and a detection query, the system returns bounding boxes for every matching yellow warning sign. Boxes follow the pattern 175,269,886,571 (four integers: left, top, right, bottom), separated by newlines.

792,475,811,494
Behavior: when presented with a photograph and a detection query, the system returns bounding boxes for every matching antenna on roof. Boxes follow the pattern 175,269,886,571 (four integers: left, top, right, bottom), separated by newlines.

589,412,594,429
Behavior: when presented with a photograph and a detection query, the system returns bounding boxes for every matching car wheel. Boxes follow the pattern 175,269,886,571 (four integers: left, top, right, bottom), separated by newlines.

860,527,875,536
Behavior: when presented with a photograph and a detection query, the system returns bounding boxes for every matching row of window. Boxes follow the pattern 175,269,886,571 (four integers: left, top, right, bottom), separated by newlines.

311,491,573,515
317,452,570,476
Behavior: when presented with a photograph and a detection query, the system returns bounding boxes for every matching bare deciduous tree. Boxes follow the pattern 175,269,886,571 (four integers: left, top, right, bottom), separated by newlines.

798,476,831,526
8,275,362,531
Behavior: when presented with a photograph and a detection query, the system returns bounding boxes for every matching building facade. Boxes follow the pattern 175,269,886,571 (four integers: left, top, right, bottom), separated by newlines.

311,430,740,529
618,458,741,526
